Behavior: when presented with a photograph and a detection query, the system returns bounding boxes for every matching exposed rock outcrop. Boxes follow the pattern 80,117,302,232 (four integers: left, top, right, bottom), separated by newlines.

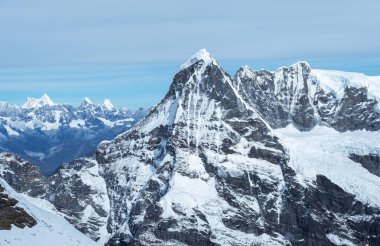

0,184,37,230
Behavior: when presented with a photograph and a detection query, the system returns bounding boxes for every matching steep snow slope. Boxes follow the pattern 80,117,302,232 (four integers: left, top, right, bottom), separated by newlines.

275,125,380,206
0,178,97,246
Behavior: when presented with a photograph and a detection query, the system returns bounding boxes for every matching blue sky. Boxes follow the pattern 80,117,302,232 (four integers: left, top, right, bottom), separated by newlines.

0,0,379,109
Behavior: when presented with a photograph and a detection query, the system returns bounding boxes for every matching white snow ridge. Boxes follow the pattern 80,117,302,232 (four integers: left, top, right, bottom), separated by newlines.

180,48,215,70
22,93,55,109
102,99,115,110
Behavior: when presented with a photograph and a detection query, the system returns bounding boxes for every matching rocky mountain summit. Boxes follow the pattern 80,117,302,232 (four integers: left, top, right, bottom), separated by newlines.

1,49,380,245
0,95,147,175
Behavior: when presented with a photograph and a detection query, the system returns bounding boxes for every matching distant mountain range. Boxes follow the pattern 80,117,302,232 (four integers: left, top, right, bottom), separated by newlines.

0,94,147,175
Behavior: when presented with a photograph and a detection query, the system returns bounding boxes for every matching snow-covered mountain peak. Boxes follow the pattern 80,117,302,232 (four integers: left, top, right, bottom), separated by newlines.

102,99,115,110
22,93,55,109
236,65,255,79
81,97,93,105
294,60,310,67
276,60,311,73
41,93,52,100
0,101,20,113
120,106,129,112
180,48,216,70
79,97,95,110
241,64,251,70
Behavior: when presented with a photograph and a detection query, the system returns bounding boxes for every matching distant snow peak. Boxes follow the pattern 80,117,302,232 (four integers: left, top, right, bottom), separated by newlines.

241,64,251,70
0,101,20,111
82,97,93,104
120,106,129,112
22,93,55,109
180,48,215,70
103,99,115,110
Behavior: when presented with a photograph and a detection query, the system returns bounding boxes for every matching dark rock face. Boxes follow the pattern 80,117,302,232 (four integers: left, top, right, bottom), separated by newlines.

47,158,110,241
331,87,380,131
349,153,380,177
278,170,380,246
233,63,318,131
0,185,37,230
312,175,380,245
233,63,380,132
273,62,318,131
0,153,47,197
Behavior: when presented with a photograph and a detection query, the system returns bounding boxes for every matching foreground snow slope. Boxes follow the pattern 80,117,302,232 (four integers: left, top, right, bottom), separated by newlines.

0,178,98,246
